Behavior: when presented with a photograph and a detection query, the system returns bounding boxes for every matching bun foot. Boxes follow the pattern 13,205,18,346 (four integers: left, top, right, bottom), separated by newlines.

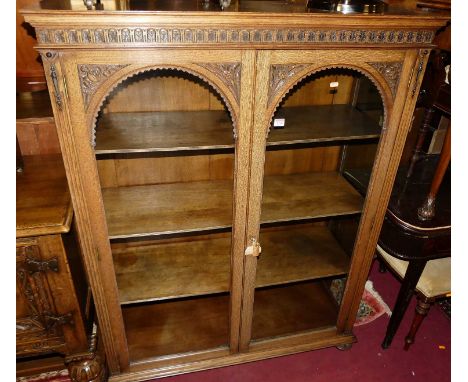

336,343,353,351
65,352,106,382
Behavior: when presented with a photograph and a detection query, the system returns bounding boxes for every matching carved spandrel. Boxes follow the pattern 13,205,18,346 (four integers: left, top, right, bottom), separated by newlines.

268,64,309,107
78,64,129,110
368,61,403,98
196,62,241,106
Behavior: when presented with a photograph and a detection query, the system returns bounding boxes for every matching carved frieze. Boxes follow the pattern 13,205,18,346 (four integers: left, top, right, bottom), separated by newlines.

78,64,129,110
196,63,241,105
368,61,403,98
36,27,435,46
268,64,309,107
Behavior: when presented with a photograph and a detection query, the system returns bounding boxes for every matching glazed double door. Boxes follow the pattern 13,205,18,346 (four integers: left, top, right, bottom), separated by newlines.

50,47,417,371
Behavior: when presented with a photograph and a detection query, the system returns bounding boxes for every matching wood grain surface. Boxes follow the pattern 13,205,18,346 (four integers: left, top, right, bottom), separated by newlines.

122,279,339,363
95,110,233,154
122,294,230,361
252,281,339,340
102,172,363,239
112,224,349,304
94,104,380,154
16,155,72,237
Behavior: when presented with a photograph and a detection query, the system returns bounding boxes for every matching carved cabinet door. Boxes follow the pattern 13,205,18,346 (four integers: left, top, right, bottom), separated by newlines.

41,48,257,371
238,48,428,351
16,238,67,356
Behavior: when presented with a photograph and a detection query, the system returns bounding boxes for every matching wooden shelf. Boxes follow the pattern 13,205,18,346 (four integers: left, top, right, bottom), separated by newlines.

94,105,380,155
122,294,229,362
252,281,339,341
122,279,338,362
95,110,234,154
16,155,73,238
113,225,350,304
268,105,381,146
102,172,363,239
113,234,232,304
16,91,54,121
257,225,350,288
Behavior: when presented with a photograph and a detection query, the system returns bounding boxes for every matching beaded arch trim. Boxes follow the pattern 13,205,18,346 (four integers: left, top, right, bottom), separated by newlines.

86,64,240,147
266,63,392,137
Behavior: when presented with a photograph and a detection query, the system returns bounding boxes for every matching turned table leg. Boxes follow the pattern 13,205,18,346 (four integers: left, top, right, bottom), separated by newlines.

404,295,432,350
382,260,427,349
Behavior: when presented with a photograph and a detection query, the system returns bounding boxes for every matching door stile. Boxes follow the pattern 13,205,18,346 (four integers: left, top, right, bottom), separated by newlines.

229,49,257,353
40,51,130,373
336,49,431,334
238,50,273,352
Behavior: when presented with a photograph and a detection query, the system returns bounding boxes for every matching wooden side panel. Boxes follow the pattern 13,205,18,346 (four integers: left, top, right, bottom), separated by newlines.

16,0,45,80
16,120,61,156
337,49,431,333
41,54,130,373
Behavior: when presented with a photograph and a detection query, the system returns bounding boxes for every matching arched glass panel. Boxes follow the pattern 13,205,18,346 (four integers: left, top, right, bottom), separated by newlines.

251,69,384,341
93,69,236,362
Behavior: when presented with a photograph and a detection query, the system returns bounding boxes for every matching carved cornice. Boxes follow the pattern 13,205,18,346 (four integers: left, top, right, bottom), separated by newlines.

268,64,309,107
37,27,435,46
196,63,241,105
368,61,403,98
78,64,129,110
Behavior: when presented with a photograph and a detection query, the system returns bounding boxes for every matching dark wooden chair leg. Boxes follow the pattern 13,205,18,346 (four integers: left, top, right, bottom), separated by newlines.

381,260,427,349
378,258,387,273
404,295,432,350
406,107,434,179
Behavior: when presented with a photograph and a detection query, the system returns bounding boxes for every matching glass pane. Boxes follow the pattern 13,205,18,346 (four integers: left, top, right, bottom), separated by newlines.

252,69,384,341
94,69,235,361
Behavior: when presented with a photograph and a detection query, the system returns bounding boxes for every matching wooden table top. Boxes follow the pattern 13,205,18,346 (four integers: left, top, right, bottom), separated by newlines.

16,155,73,238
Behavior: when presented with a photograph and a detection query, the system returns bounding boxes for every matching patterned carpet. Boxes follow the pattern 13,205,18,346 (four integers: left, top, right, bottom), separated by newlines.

16,370,70,382
438,298,451,319
330,278,392,326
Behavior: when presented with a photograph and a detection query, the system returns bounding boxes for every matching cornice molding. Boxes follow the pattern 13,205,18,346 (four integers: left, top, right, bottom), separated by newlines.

37,27,435,46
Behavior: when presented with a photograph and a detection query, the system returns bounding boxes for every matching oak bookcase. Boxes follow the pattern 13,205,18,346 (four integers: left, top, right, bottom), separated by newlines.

22,1,448,381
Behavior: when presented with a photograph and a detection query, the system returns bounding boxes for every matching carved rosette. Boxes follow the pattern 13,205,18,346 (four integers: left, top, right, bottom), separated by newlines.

78,64,129,110
196,63,241,106
268,64,309,107
368,61,403,98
